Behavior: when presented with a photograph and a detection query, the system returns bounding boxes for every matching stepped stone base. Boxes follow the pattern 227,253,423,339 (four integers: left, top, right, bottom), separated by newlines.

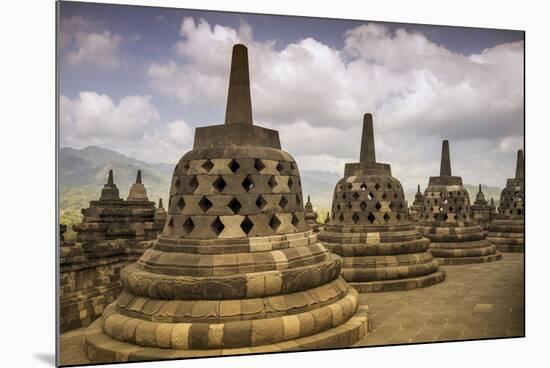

435,252,502,265
83,305,369,363
495,244,524,252
350,270,445,293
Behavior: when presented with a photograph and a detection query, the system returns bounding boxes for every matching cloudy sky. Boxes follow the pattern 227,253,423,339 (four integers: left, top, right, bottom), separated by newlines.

58,1,524,191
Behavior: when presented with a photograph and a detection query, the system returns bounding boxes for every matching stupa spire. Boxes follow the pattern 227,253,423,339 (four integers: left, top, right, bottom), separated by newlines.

417,184,421,193
478,184,482,193
440,139,452,176
158,198,163,209
107,169,114,186
136,170,142,184
515,149,524,179
224,44,253,125
359,113,376,163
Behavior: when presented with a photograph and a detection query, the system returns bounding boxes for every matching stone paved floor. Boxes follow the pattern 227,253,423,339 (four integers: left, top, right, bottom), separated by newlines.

59,253,524,366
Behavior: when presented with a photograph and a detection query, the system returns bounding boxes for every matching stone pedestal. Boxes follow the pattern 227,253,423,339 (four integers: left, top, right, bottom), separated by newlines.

417,140,501,265
83,44,368,363
318,114,445,292
487,150,524,252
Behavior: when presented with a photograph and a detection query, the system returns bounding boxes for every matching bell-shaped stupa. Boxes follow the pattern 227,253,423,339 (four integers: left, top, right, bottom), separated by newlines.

304,195,320,231
83,44,368,362
417,140,502,265
471,184,492,231
409,184,424,222
318,114,445,292
487,149,524,252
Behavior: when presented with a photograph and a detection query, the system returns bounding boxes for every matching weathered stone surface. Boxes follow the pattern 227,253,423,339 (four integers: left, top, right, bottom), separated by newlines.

416,140,501,265
60,171,166,333
319,114,444,292
83,43,367,361
487,149,524,252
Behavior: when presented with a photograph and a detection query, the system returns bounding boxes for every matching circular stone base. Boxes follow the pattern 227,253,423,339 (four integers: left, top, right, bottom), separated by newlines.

349,270,446,293
495,244,524,252
436,252,502,265
83,306,369,363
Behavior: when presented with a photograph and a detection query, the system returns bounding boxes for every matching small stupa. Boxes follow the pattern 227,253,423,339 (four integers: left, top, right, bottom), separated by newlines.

84,44,368,362
471,184,492,231
409,185,424,222
318,114,445,292
304,195,320,231
487,149,524,252
416,140,502,265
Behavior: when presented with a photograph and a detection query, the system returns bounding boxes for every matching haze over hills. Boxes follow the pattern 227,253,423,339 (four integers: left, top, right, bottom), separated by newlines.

59,146,502,233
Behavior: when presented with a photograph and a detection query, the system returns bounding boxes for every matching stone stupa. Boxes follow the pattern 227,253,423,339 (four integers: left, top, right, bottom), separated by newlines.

304,195,320,231
409,185,424,222
416,140,502,265
83,44,368,363
471,184,492,232
318,114,445,292
487,149,524,252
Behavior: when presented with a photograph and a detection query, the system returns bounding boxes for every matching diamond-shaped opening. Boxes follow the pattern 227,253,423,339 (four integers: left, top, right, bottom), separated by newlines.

375,201,382,210
177,197,185,211
242,176,255,192
268,176,277,189
342,193,347,200
269,214,281,231
347,183,353,190
276,162,284,173
287,177,294,189
367,212,376,224
444,199,448,204
383,213,390,222
228,197,242,214
183,161,190,172
352,192,359,200
454,214,458,220
290,162,295,170
347,201,352,209
396,213,402,220
189,176,199,192
240,216,253,234
518,209,522,215
368,192,374,200
394,193,398,199
444,214,449,220
199,196,213,213
338,213,345,222
336,203,341,211
291,213,299,227
254,159,266,172
212,176,227,192
382,193,388,200
387,183,393,190
211,216,225,235
202,159,214,172
296,194,302,206
352,212,360,224
449,206,454,212
458,206,463,211
228,159,240,173
434,199,438,204
463,214,467,219
279,196,289,210
438,207,443,212
174,178,181,190
360,201,367,211
255,195,268,210
360,183,367,192
374,183,381,190
439,192,443,197
182,217,194,235
389,201,395,210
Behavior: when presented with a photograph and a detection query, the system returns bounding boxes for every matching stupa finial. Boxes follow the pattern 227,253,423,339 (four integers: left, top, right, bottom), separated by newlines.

225,44,253,125
440,139,452,176
359,113,376,163
107,169,114,185
417,184,421,193
158,198,163,209
515,149,524,179
136,170,142,184
491,197,494,205
307,195,311,203
478,184,482,193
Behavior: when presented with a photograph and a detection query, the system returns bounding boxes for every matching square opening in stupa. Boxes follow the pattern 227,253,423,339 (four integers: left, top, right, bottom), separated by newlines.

82,44,369,363
416,140,503,265
317,114,445,292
